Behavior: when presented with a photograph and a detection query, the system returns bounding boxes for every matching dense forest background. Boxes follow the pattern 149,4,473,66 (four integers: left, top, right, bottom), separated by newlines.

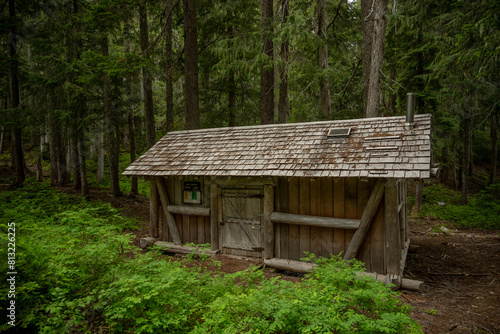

1,0,499,204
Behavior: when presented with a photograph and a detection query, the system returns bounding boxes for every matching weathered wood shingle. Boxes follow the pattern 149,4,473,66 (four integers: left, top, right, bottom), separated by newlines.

123,114,432,179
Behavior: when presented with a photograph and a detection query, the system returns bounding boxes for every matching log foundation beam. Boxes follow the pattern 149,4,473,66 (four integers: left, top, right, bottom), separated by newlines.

263,258,424,291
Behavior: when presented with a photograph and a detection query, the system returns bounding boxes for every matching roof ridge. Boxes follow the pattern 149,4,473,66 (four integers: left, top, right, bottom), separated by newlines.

165,114,431,136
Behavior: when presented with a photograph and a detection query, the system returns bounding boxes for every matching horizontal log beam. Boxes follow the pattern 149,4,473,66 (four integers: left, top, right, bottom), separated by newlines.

167,205,210,217
154,241,219,256
263,258,424,291
270,212,360,229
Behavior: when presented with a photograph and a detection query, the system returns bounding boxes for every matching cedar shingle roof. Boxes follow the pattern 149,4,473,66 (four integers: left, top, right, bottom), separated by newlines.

123,114,432,179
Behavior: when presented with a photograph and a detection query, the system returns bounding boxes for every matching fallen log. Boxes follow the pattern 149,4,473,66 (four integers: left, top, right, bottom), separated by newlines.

153,241,219,257
140,237,158,249
263,258,425,291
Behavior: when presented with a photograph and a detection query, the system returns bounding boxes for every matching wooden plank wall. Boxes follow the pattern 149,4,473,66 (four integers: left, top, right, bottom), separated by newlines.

153,175,406,275
275,177,387,272
160,176,211,245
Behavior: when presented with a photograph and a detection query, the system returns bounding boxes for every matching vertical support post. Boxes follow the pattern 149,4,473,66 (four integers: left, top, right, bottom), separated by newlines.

210,183,219,251
385,179,401,283
264,184,275,259
149,178,159,238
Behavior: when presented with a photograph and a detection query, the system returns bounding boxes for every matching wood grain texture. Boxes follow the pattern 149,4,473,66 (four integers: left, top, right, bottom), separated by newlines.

270,212,360,229
155,177,182,244
320,178,334,257
299,178,311,258
278,178,289,259
288,177,300,261
167,205,210,216
333,178,345,255
384,180,401,275
210,183,219,251
357,178,372,271
310,179,322,257
149,178,159,237
371,194,385,274
344,178,358,248
264,185,274,259
344,179,385,261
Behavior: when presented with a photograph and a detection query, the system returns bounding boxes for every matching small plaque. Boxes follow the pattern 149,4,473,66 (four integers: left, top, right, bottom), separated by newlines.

183,182,202,204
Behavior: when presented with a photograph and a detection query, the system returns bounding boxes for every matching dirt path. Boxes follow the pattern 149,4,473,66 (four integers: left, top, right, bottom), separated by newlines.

402,218,500,333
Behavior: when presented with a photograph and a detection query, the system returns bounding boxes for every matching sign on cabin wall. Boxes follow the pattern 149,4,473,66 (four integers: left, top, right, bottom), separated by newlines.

183,182,202,204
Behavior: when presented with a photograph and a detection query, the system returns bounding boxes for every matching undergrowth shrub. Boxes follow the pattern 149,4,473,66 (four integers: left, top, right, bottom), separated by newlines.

1,180,422,333
419,182,500,229
192,256,421,334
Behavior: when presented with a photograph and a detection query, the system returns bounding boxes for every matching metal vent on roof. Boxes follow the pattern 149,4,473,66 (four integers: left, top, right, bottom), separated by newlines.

327,127,351,139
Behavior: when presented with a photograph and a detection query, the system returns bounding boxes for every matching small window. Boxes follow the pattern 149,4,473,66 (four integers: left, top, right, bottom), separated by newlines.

327,127,351,139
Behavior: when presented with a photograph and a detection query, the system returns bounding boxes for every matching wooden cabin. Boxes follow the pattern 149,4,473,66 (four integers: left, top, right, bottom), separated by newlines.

123,114,432,288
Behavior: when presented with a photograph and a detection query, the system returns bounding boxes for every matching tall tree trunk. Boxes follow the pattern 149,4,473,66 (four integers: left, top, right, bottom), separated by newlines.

361,0,373,112
461,111,471,205
124,20,138,196
70,121,81,189
318,0,331,117
441,146,449,185
489,113,497,185
36,156,43,181
48,110,60,186
228,68,236,127
278,0,289,124
9,0,25,186
96,122,104,183
101,35,121,197
363,0,388,118
260,0,274,124
183,0,200,130
77,106,89,199
56,93,69,186
66,140,72,184
166,0,174,132
140,0,156,148
227,14,236,127
0,126,4,154
388,66,397,113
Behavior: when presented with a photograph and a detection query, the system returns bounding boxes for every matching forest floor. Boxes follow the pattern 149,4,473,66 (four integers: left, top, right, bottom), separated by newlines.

63,186,499,334
2,163,499,333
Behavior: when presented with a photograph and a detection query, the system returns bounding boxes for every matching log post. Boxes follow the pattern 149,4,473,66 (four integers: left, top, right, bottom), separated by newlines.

155,177,182,245
385,179,401,279
149,178,159,237
344,179,385,261
210,183,219,251
264,184,274,259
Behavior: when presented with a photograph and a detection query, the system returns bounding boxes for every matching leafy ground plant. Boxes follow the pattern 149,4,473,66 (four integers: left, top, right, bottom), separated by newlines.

418,182,500,229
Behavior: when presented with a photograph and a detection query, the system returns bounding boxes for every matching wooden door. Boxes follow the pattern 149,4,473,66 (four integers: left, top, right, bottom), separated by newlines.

221,188,263,257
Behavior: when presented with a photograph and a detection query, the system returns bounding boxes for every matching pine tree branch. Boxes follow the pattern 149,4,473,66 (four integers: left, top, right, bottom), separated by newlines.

141,0,180,55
